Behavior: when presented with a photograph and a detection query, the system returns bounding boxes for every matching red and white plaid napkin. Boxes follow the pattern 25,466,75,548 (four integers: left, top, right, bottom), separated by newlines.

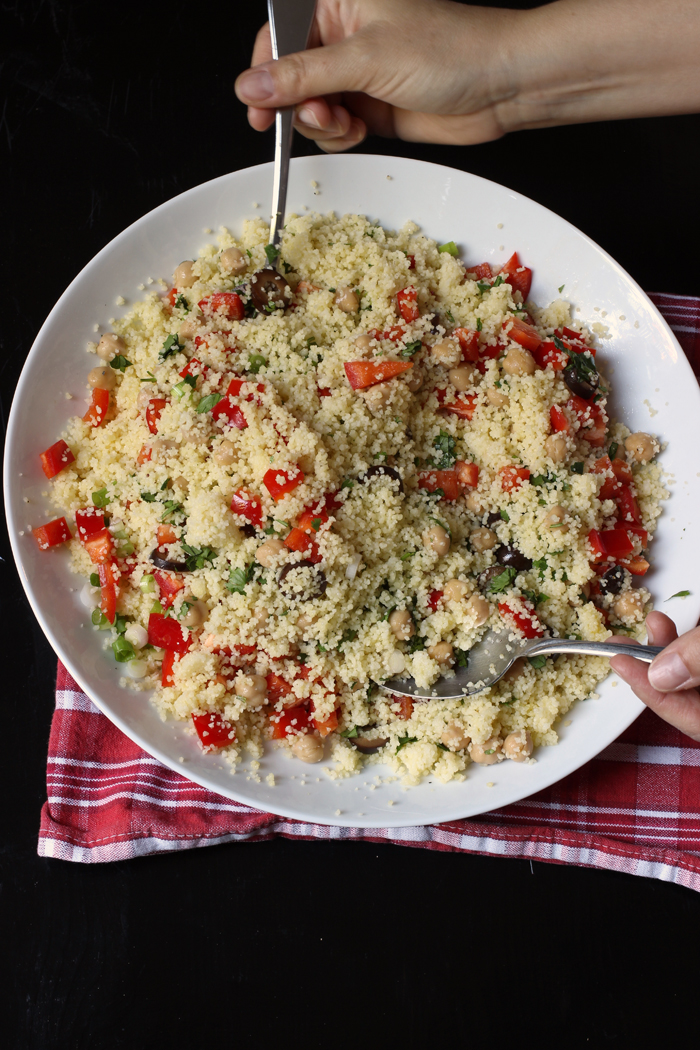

38,294,700,890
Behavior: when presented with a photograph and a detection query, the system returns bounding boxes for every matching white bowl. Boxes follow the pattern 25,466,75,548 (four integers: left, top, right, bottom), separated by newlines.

6,154,700,828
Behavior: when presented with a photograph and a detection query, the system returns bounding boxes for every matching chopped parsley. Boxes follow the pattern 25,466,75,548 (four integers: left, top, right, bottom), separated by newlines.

340,726,359,739
476,280,491,294
432,430,456,469
181,543,217,572
428,516,451,537
197,393,223,414
226,563,256,595
558,284,565,294
527,655,547,669
400,339,422,359
438,241,458,256
264,243,280,265
109,354,131,372
89,572,100,587
445,308,455,324
140,491,158,502
571,462,584,475
530,471,557,487
533,556,548,578
400,550,417,561
396,735,418,753
160,500,185,524
407,634,425,653
454,648,469,668
138,371,157,383
666,590,691,601
174,293,189,311
500,509,510,522
486,567,518,593
476,318,483,332
160,333,183,361
608,442,619,460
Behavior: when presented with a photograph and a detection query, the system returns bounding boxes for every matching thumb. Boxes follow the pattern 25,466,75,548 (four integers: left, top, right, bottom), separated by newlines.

235,39,376,109
647,624,700,692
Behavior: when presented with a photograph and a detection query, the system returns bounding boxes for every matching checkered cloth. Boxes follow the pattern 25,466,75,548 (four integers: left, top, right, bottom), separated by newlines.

38,294,700,890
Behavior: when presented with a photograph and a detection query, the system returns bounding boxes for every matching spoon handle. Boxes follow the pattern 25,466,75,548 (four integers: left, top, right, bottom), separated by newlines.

267,0,317,247
524,639,665,664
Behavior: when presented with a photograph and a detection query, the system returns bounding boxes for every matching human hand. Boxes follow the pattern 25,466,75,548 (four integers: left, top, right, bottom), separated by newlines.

610,612,700,742
235,0,521,151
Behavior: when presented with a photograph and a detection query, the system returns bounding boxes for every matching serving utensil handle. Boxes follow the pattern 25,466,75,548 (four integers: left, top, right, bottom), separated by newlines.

524,639,665,664
267,0,317,247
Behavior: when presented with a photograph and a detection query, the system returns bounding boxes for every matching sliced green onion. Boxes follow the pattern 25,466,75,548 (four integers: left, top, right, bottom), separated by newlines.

140,574,156,594
112,636,136,663
91,609,110,629
172,379,193,401
150,600,164,614
90,573,100,587
438,241,458,256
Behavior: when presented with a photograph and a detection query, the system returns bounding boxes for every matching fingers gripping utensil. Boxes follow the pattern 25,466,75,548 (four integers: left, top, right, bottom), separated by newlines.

267,0,317,251
382,630,664,700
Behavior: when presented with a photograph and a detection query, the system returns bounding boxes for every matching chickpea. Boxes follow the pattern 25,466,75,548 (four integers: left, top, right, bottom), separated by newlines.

444,578,469,602
470,527,497,552
503,730,534,762
219,246,247,275
441,723,471,752
465,489,487,515
180,598,209,628
612,590,645,622
502,346,537,376
423,525,450,556
503,657,526,683
361,381,394,413
212,440,236,466
87,366,116,391
96,332,125,362
255,538,288,567
235,674,268,706
389,608,415,641
179,317,199,340
124,624,148,649
253,607,269,626
354,333,374,353
430,338,461,367
291,733,324,764
179,426,209,445
404,367,424,393
428,641,454,665
544,433,568,463
465,594,490,627
387,649,406,675
543,505,568,533
172,475,189,493
486,386,510,408
173,260,196,288
470,736,502,765
334,286,359,312
448,365,476,391
625,432,656,463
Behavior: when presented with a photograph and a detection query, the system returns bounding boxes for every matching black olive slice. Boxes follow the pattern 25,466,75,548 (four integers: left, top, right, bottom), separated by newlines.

496,545,533,571
149,547,189,572
352,736,389,754
240,523,257,538
563,364,599,400
485,512,503,527
278,560,327,601
357,465,404,492
599,565,628,595
250,268,289,311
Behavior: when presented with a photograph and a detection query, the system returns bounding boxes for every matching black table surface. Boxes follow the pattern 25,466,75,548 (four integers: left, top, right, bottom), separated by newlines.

3,3,700,1046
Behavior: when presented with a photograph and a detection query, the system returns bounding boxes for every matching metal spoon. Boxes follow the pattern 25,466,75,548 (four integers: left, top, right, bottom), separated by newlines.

267,0,317,250
382,629,663,700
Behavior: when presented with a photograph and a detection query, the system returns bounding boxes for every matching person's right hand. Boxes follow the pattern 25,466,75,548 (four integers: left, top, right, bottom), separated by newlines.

235,0,521,152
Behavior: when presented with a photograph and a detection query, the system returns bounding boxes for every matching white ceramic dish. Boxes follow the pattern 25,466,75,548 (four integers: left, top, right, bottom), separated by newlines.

6,154,700,828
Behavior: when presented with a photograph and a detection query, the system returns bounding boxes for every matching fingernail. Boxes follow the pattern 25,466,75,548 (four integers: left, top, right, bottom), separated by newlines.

645,619,656,645
648,652,692,691
297,106,322,129
238,68,274,102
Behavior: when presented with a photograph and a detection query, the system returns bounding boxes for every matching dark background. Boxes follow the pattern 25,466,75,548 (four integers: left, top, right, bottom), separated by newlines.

2,2,699,1047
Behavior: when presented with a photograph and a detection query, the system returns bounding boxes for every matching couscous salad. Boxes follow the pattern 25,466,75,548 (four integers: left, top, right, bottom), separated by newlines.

32,213,665,784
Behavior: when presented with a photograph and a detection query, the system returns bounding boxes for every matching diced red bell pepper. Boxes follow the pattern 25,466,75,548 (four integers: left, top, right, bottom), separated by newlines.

167,287,178,307
344,360,413,390
428,590,443,612
499,252,532,300
225,378,265,400
418,469,462,501
40,439,75,479
230,490,263,528
396,287,420,323
556,327,594,355
498,598,544,639
153,569,185,610
599,528,634,559
192,711,237,752
392,695,414,720
269,705,311,739
198,292,245,321
145,398,167,435
626,524,648,547
500,466,531,492
83,527,114,564
283,527,322,563
161,649,180,686
211,397,248,429
533,341,567,371
616,484,642,525
98,560,118,624
75,507,106,540
407,255,416,270
83,387,110,428
32,516,71,550
453,327,480,363
179,357,207,380
470,262,493,280
611,457,633,485
567,396,607,446
550,404,570,434
266,672,295,705
156,524,178,546
441,393,478,421
317,386,332,398
312,706,339,738
504,316,541,352
148,613,191,653
592,455,620,500
454,460,479,487
137,444,152,465
263,467,304,502
587,529,608,561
